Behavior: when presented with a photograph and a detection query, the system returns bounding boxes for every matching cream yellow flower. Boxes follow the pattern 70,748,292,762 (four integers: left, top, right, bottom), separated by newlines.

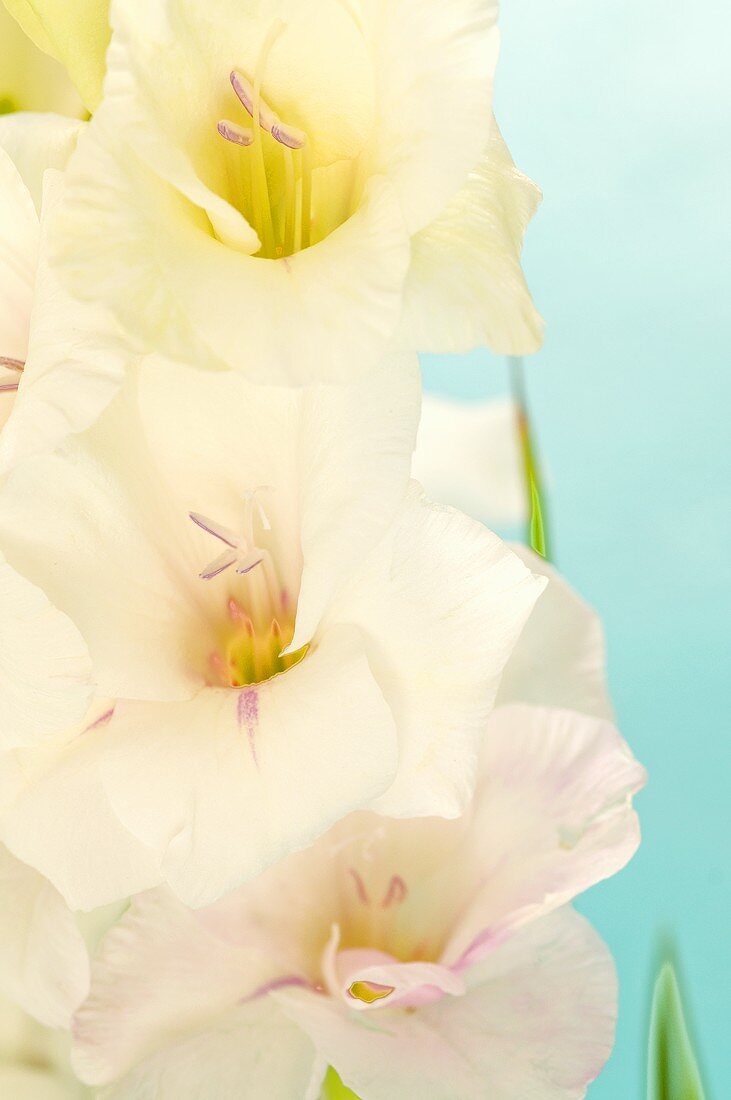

50,0,543,384
0,5,84,117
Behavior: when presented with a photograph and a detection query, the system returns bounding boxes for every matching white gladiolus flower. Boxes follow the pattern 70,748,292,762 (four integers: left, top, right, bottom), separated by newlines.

69,705,645,1100
51,0,543,385
0,358,543,909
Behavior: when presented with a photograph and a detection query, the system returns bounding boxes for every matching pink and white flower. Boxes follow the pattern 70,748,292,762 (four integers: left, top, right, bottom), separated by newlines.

70,703,645,1099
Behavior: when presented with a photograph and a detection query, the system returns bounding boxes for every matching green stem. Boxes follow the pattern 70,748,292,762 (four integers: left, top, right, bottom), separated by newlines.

320,1068,361,1099
509,356,550,560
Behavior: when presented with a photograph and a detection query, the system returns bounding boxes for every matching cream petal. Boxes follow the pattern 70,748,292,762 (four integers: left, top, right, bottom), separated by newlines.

0,144,37,362
71,889,286,1087
440,704,645,968
497,546,613,719
412,395,526,527
363,0,500,234
0,383,210,702
278,908,617,1100
0,555,92,748
0,169,130,473
0,846,89,1028
399,123,544,355
0,713,162,911
1,0,110,110
53,119,412,381
0,6,85,118
0,112,82,213
0,1066,74,1100
99,625,398,907
326,484,545,817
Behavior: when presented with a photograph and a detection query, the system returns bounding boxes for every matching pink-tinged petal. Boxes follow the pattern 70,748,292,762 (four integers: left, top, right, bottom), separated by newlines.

71,888,287,1086
440,705,646,969
277,909,617,1100
77,992,316,1099
332,948,465,1011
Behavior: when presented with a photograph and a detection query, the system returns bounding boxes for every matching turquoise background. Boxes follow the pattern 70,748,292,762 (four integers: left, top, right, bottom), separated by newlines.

422,0,729,1095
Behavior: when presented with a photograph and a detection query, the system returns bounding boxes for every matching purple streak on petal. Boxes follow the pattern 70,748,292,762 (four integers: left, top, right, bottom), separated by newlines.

189,512,239,548
452,924,513,974
239,974,311,1005
0,357,24,371
0,382,19,392
237,687,259,767
83,706,116,734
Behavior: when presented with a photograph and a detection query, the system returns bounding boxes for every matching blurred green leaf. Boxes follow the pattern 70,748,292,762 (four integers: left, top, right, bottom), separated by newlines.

648,958,707,1100
320,1067,361,1100
509,356,550,560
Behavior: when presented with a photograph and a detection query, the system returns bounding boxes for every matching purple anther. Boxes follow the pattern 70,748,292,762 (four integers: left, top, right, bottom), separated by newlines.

217,120,255,147
270,121,306,150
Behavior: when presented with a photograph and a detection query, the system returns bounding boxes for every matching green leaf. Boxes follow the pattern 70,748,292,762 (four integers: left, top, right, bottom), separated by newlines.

647,958,707,1100
320,1067,361,1100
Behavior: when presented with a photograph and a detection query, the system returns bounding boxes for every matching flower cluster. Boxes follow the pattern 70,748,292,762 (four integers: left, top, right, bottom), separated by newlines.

0,2,644,1098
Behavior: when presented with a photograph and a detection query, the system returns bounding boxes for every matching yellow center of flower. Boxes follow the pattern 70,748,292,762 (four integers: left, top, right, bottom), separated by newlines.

190,489,308,687
217,20,367,258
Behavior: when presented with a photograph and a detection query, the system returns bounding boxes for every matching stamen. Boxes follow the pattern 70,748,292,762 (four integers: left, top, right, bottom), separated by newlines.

381,876,408,909
0,382,20,393
217,120,255,147
230,71,306,150
0,356,25,371
189,512,240,549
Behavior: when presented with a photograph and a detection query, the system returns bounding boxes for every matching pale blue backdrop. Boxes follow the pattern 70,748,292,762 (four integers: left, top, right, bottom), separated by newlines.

422,0,730,1095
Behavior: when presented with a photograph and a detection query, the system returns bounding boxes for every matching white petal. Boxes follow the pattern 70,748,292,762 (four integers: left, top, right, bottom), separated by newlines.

0,144,37,363
497,546,613,719
0,170,130,472
278,908,617,1100
0,846,89,1028
440,704,646,968
363,0,500,233
99,625,398,907
0,112,82,213
71,889,286,1087
0,555,92,748
400,123,544,355
326,484,545,817
413,395,525,526
53,116,411,383
0,711,162,911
